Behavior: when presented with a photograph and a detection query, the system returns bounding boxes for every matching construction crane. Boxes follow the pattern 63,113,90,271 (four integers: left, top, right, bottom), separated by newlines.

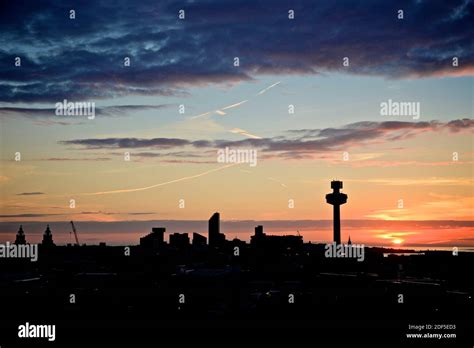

70,221,80,246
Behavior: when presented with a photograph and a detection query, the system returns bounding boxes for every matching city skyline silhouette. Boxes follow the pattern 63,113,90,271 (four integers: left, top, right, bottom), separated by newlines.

0,0,472,345
0,180,472,345
10,181,351,248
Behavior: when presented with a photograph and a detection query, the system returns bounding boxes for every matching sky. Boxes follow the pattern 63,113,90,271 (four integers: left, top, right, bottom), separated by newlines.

0,0,473,248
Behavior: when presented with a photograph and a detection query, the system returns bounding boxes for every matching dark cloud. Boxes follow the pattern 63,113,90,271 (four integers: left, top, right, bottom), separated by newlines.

43,157,111,161
59,137,195,149
131,151,207,158
16,192,45,196
80,211,155,216
158,159,216,164
0,104,172,119
59,119,474,157
128,212,155,216
0,0,472,103
0,213,60,218
0,211,155,218
106,151,216,164
445,118,474,132
0,220,471,240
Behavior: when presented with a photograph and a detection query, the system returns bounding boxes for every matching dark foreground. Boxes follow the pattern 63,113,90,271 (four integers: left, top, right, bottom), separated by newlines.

0,243,473,347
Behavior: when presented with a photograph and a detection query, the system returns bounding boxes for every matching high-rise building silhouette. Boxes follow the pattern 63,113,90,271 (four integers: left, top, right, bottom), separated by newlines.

326,180,348,244
15,225,26,245
169,233,190,248
41,224,55,247
192,232,207,246
255,225,264,237
208,212,225,247
140,227,165,248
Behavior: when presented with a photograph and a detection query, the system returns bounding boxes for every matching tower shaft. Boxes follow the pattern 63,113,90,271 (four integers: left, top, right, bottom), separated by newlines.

325,181,348,244
333,204,341,244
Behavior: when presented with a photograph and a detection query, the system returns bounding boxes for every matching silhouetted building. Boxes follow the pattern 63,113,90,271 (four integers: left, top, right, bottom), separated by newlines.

140,227,165,248
251,225,267,245
250,225,303,249
41,224,55,247
255,225,264,237
15,225,26,245
232,238,247,252
192,232,207,247
169,233,190,248
209,212,225,247
326,180,348,244
348,235,352,245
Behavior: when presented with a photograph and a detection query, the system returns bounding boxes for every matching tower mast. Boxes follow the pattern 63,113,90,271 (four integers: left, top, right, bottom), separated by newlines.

325,180,348,244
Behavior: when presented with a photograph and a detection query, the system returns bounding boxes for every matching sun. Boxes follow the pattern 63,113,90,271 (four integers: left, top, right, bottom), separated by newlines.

392,239,403,245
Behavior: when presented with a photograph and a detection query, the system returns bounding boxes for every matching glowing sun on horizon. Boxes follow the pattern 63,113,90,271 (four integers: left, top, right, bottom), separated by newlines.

392,239,404,245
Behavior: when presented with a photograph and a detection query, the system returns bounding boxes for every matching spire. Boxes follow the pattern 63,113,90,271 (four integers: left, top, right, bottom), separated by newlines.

348,235,352,245
42,224,55,247
15,225,26,245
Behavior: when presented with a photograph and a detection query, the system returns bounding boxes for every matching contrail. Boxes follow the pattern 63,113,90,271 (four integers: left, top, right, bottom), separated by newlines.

267,176,287,188
221,100,248,110
79,163,238,196
256,81,281,96
230,128,262,139
191,82,280,120
190,100,248,119
190,111,212,119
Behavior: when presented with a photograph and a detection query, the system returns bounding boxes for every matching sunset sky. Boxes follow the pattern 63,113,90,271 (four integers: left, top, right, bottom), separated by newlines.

0,0,473,248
